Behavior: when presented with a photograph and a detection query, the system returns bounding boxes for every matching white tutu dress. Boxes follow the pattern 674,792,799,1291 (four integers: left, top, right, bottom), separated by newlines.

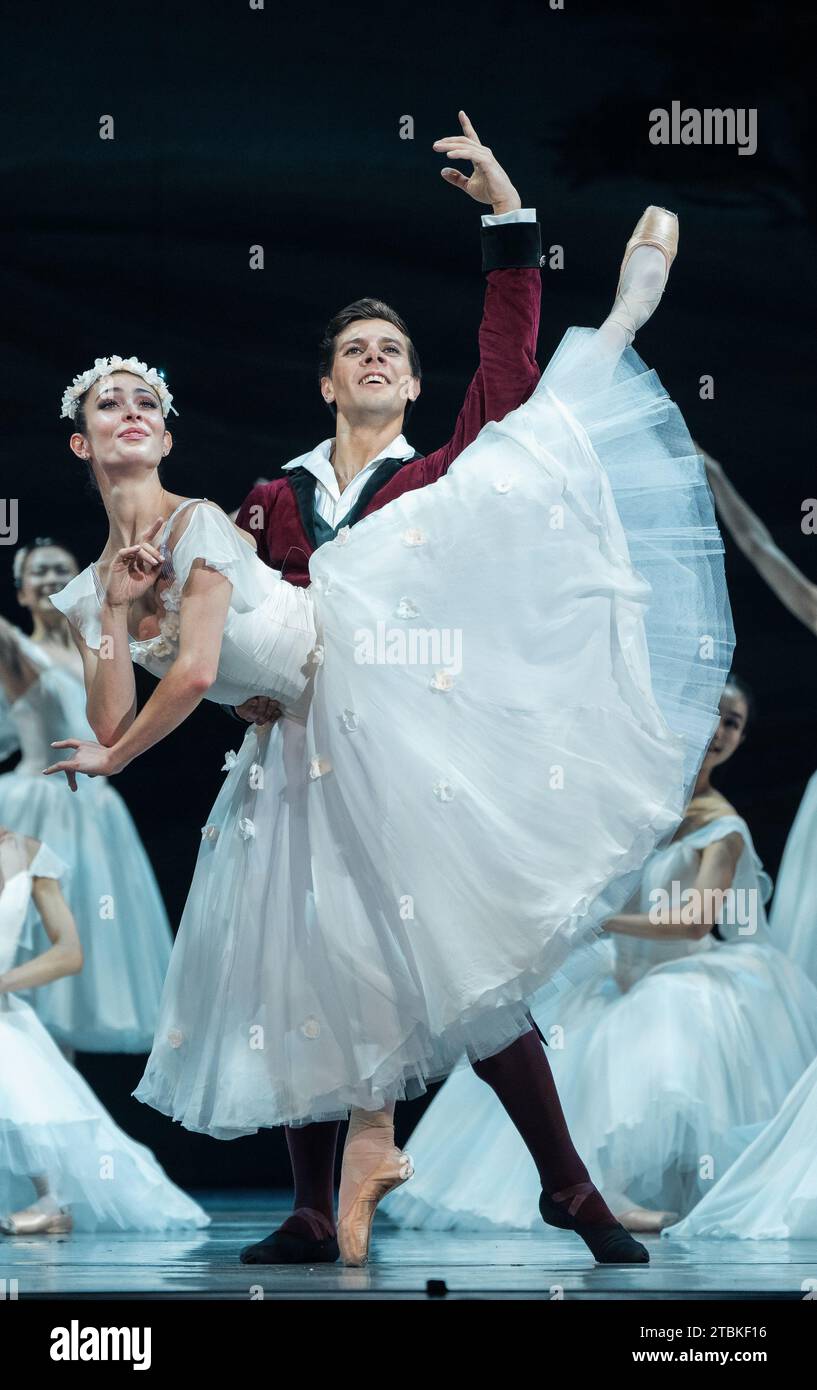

51,327,735,1133
0,630,172,1051
664,1053,817,1240
382,813,817,1229
0,832,209,1232
768,769,817,985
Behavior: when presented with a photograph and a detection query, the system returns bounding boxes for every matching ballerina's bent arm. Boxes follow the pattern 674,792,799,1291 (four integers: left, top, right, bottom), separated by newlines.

602,832,744,941
43,558,233,790
0,873,83,994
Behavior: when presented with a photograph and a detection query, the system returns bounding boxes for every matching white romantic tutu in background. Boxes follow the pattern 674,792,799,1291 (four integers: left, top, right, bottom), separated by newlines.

383,815,817,1229
127,326,735,1134
0,631,172,1051
769,769,817,985
0,835,208,1232
664,1054,817,1240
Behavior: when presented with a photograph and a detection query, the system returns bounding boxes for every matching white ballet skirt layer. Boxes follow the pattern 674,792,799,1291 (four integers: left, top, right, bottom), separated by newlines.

382,814,817,1230
51,327,735,1132
0,630,172,1051
664,1053,817,1240
769,769,817,986
0,834,209,1232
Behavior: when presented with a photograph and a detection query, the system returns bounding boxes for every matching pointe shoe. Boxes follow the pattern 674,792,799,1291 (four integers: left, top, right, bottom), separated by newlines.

0,1206,73,1236
618,1206,679,1233
606,206,679,346
337,1149,414,1267
616,205,679,295
539,1185,649,1264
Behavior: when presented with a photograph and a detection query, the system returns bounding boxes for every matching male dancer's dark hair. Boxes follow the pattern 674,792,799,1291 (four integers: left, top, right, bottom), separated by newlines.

318,297,422,419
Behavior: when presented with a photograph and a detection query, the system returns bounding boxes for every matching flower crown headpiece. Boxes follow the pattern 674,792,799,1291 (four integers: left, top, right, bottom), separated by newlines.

60,356,178,422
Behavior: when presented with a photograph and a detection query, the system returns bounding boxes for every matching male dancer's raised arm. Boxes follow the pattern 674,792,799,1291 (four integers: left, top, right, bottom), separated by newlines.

230,111,542,723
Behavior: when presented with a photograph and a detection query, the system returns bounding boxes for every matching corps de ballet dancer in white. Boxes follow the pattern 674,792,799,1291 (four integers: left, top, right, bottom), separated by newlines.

0,543,172,1053
0,827,208,1235
699,444,817,984
46,207,734,1265
661,452,817,1241
382,677,817,1234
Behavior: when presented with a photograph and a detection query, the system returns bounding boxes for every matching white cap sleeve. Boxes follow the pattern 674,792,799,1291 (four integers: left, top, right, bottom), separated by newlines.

680,814,772,905
48,568,102,651
169,504,248,592
28,842,69,881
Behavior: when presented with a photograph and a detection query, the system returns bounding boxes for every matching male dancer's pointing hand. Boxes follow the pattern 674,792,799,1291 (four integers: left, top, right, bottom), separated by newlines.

433,109,521,215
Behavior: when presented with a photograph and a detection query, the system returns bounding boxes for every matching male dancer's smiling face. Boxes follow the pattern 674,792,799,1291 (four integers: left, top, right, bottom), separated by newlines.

320,318,420,426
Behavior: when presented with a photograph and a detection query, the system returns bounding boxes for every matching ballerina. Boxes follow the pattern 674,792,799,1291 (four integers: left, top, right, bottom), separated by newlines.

0,826,208,1235
699,443,817,984
46,209,733,1265
382,676,817,1235
0,540,173,1052
658,448,817,1241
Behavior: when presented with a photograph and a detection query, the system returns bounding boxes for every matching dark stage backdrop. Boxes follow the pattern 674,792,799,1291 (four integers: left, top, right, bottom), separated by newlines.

2,0,815,1190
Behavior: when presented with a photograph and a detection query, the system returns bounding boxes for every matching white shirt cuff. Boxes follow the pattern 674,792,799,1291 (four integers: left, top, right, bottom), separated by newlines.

480,208,536,227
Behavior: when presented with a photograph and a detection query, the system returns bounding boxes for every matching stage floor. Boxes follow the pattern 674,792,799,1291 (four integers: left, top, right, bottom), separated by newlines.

3,1193,814,1300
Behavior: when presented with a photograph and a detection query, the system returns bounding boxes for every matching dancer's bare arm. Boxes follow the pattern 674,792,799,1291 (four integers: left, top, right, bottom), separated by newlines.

603,833,744,940
44,562,232,789
0,875,83,993
0,615,42,702
700,444,817,637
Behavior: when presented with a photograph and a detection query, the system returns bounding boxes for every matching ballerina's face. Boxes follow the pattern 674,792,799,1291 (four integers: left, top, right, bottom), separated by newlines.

702,686,749,771
321,318,420,425
17,545,79,618
69,371,172,472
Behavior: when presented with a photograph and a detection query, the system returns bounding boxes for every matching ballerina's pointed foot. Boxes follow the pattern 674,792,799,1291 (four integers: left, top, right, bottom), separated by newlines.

539,1185,649,1264
618,1205,679,1234
337,1149,414,1267
0,1203,73,1236
603,205,680,349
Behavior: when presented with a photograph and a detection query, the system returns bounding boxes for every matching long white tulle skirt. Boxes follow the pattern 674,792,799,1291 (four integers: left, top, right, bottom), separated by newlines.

664,1053,817,1240
134,328,735,1134
0,995,209,1232
769,770,817,985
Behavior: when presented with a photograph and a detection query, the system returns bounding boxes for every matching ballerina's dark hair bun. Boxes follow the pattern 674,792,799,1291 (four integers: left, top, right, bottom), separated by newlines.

723,671,756,733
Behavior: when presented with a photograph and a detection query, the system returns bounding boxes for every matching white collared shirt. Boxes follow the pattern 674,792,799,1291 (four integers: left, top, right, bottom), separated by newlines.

282,207,536,529
281,433,417,529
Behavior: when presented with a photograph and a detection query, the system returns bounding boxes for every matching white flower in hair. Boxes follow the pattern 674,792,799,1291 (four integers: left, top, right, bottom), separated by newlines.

60,355,178,420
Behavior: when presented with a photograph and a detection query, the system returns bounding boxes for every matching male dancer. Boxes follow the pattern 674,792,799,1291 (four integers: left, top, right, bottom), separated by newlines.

236,112,647,1267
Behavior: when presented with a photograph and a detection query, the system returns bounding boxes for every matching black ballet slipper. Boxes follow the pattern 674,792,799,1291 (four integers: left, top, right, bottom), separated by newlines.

539,1189,650,1265
239,1227,339,1265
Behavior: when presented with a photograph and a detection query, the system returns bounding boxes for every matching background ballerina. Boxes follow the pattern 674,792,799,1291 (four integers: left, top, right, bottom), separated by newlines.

382,677,817,1236
0,826,208,1235
0,539,172,1053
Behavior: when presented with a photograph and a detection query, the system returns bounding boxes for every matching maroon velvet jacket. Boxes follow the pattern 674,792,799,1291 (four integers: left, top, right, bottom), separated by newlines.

236,221,543,588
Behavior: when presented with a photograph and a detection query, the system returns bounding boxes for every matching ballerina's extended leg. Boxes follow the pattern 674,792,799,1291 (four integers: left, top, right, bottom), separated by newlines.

597,205,679,357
